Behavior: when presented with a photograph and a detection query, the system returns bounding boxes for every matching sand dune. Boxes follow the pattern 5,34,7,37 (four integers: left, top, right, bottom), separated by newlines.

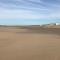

0,26,60,60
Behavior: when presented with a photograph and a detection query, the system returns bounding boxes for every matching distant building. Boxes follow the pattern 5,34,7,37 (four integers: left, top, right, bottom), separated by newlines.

48,23,56,26
40,23,60,28
48,23,60,26
56,23,60,25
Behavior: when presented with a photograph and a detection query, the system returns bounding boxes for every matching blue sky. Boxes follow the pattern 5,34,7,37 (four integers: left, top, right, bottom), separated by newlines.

0,0,60,25
0,19,60,25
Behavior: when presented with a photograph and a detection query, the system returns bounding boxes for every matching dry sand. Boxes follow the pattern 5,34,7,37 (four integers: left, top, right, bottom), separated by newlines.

0,27,60,60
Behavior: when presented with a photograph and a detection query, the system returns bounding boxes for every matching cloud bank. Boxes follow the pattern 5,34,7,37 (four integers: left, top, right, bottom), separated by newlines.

0,0,60,19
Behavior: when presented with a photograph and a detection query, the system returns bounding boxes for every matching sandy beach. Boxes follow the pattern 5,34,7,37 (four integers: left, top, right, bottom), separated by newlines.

0,27,60,60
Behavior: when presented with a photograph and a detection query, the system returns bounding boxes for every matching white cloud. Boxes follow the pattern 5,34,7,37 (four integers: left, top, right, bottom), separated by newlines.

0,8,60,19
0,6,49,19
0,2,60,20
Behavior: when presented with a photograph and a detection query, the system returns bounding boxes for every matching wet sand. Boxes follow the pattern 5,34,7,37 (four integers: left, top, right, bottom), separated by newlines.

0,27,60,60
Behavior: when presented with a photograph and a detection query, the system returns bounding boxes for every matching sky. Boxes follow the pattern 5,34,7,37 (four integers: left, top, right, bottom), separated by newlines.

0,0,60,25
